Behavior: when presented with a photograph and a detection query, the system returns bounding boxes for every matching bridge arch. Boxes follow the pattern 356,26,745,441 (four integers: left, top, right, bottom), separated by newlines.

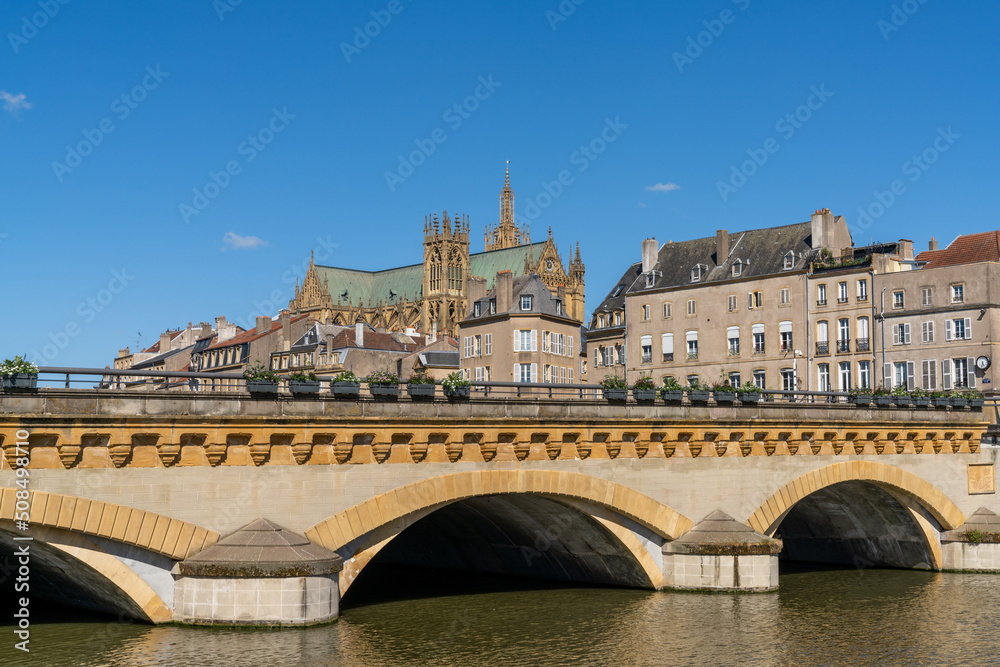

747,461,966,570
305,470,693,594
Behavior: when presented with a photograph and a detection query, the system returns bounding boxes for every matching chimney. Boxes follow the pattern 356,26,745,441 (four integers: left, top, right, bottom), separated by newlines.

325,333,335,361
355,318,365,348
430,320,438,344
811,208,833,250
898,239,914,261
467,276,487,315
279,309,291,335
256,316,270,335
118,347,130,358
642,238,658,273
159,332,172,352
215,316,237,343
929,237,938,251
496,270,513,313
714,231,728,265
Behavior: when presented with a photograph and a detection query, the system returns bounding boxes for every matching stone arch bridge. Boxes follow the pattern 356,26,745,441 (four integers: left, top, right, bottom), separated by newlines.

0,390,996,625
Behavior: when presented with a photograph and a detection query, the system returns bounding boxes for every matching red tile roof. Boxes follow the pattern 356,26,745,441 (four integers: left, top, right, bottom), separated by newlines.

205,315,310,350
916,231,1000,269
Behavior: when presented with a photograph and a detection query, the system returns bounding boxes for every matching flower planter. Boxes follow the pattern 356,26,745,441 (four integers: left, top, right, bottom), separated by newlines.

331,382,361,399
912,397,931,408
892,395,911,407
969,398,984,410
1,374,37,390
246,380,278,395
369,384,399,400
688,390,710,403
603,388,627,402
444,386,471,401
873,395,892,407
952,397,968,409
932,396,952,408
661,390,683,403
632,388,657,404
289,380,321,395
713,391,737,404
851,395,873,406
407,383,437,399
738,392,762,404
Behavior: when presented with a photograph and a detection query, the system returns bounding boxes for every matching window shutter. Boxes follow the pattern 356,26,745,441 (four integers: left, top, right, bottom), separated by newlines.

906,361,915,391
967,357,976,388
945,320,953,341
542,331,549,352
748,293,753,310
530,363,537,383
942,359,952,390
891,324,899,345
513,331,520,352
965,317,972,340
904,323,911,345
568,336,573,357
883,363,892,389
531,330,538,352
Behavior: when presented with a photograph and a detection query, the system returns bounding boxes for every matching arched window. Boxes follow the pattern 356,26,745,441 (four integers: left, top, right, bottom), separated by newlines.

429,250,442,291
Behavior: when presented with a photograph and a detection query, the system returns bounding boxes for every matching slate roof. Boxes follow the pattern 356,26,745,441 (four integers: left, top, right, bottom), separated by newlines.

418,351,460,368
635,221,819,294
463,273,574,323
204,315,310,351
589,261,641,329
313,242,549,307
915,231,1000,269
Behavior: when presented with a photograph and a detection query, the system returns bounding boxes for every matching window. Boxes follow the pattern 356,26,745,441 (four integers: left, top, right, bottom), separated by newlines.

464,337,472,358
857,279,868,302
780,288,790,306
892,290,904,309
752,323,765,354
568,368,573,383
543,331,550,353
783,251,795,270
514,329,536,351
753,370,766,389
580,360,586,378
560,367,566,383
921,360,937,390
474,334,482,356
611,284,625,297
837,281,848,303
687,299,697,316
779,321,793,353
818,363,830,392
857,316,870,352
474,302,481,317
817,284,827,306
543,364,551,383
946,318,972,341
921,287,933,306
691,265,704,282
837,318,850,352
515,363,536,383
555,302,561,315
686,374,700,387
521,295,532,311
642,304,651,321
858,360,871,389
616,345,625,365
686,330,698,360
641,335,653,363
645,273,655,288
732,261,743,277
891,323,911,345
728,295,738,312
598,315,605,328
663,302,672,319
489,299,496,315
748,291,763,309
921,321,934,344
661,333,674,362
475,367,484,382
781,368,796,391
943,358,975,389
614,312,622,326
952,284,965,303
892,362,909,390
816,320,829,355
485,333,492,355
838,362,852,392
727,326,740,357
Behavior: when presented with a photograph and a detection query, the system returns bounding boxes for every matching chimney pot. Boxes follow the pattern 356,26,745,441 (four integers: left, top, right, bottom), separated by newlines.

715,230,729,265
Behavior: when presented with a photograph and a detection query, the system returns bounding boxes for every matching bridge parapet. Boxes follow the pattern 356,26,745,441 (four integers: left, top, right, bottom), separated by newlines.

0,390,987,470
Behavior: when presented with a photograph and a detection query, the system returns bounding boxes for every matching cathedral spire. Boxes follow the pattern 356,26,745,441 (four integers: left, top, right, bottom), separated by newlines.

485,162,529,252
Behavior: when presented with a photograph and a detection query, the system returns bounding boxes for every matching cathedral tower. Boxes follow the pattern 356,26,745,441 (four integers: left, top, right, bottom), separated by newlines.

484,163,530,251
421,210,470,337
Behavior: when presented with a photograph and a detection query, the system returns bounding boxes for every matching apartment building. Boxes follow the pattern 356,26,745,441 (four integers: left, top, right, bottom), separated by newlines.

587,262,641,380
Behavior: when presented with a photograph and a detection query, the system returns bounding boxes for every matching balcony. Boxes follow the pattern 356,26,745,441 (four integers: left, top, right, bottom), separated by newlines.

857,294,868,303
836,340,850,353
662,353,674,362
817,299,827,306
687,352,699,361
856,337,870,352
837,297,849,304
641,354,652,364
816,342,829,355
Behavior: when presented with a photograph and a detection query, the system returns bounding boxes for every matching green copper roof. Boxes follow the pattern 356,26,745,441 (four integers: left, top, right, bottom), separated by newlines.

314,242,547,307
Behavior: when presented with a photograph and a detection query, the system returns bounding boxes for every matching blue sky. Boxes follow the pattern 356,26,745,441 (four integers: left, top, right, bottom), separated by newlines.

2,0,998,368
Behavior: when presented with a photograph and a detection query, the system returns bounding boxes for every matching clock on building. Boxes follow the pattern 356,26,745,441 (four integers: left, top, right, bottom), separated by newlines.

546,259,554,271
976,355,991,371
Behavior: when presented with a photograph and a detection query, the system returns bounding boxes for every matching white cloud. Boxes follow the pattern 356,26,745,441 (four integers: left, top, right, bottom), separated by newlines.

645,182,680,192
0,91,32,115
222,232,269,251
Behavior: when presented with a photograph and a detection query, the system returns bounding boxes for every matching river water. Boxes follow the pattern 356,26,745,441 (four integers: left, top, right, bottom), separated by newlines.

4,564,1000,666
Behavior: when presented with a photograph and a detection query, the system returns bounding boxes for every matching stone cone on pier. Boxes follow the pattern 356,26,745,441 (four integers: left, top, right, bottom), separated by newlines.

662,510,782,591
173,518,343,626
941,507,1000,572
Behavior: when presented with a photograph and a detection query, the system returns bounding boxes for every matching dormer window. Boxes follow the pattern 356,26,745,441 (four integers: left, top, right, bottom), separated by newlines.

555,301,562,315
732,260,743,277
691,265,705,283
474,302,481,317
520,295,532,311
489,299,496,314
611,284,625,297
598,315,605,328
645,272,656,287
783,251,795,270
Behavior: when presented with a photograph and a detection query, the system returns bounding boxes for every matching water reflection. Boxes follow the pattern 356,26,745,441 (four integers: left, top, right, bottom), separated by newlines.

4,565,1000,666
